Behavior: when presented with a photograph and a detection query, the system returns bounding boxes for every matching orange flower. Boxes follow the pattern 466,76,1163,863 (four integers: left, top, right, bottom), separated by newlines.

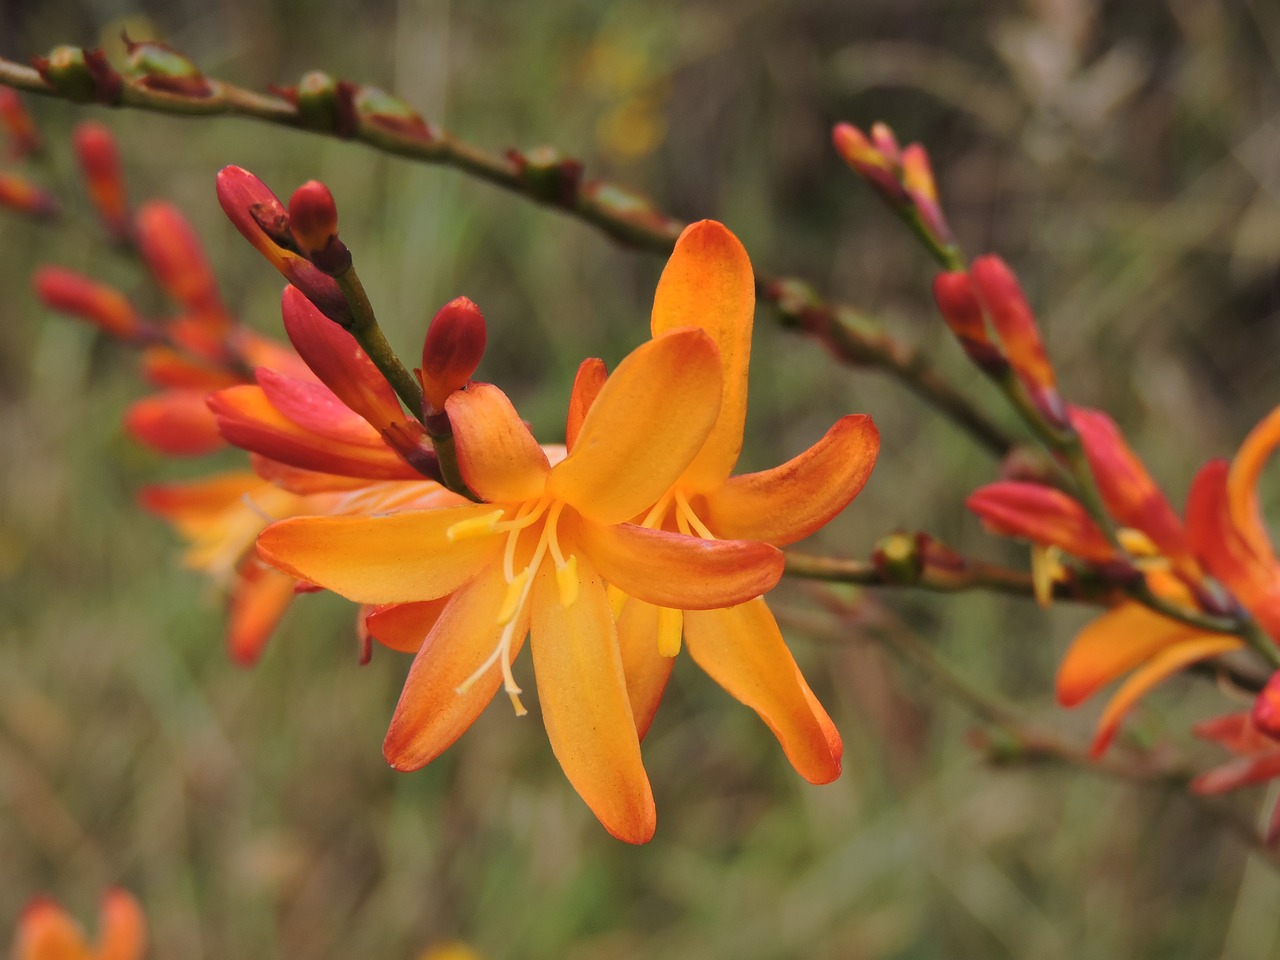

257,327,785,842
607,221,880,784
12,889,145,960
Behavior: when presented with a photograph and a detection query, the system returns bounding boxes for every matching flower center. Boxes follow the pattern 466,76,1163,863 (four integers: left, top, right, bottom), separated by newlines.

633,487,718,656
447,497,579,715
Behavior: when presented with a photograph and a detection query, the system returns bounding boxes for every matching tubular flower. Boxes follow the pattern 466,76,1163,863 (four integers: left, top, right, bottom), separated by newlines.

12,889,145,960
257,327,786,842
608,221,880,784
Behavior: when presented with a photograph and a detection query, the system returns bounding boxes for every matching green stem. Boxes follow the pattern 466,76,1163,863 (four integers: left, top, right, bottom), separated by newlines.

331,268,424,416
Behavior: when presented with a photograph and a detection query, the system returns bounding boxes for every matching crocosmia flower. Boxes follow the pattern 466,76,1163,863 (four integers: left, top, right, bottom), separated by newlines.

12,889,145,960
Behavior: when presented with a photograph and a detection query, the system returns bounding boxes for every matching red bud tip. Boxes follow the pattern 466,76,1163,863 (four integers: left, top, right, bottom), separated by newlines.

0,172,59,219
72,121,130,240
135,201,228,327
0,88,41,158
288,180,351,274
1253,673,1280,740
969,255,1061,419
932,271,1006,373
34,266,143,339
832,121,906,204
420,296,487,413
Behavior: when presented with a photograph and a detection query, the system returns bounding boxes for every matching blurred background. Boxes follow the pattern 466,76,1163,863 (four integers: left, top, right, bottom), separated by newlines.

2,0,1280,957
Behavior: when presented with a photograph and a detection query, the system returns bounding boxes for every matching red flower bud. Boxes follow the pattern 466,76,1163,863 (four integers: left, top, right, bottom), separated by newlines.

0,88,41,159
135,201,229,330
73,121,130,241
0,172,59,220
288,180,351,275
932,271,1006,374
832,122,905,204
419,297,487,414
34,266,143,340
1251,673,1280,740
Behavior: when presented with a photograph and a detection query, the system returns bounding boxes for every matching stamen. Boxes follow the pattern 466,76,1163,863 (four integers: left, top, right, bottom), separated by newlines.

497,568,530,624
657,605,683,657
556,555,579,608
674,489,716,540
607,584,629,619
447,509,505,542
640,490,675,529
1031,544,1065,608
239,492,275,523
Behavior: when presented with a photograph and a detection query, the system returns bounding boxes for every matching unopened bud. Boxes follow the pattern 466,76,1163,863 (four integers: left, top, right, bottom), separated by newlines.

832,122,905,204
290,71,347,133
354,86,434,140
0,88,41,159
510,146,583,206
34,266,143,340
32,46,122,104
901,143,953,247
288,181,351,275
122,34,212,97
419,297,487,415
135,201,227,326
0,172,59,220
932,271,1006,374
872,532,923,585
1252,673,1280,740
73,122,130,241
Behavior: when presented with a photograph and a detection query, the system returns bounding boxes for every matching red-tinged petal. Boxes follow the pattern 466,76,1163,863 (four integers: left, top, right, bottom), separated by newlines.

1227,404,1280,560
572,515,783,610
566,357,607,452
420,296,487,413
530,556,656,843
615,598,675,740
281,285,406,433
650,220,754,490
249,456,376,495
1192,711,1252,747
1070,406,1198,578
231,330,313,382
384,566,527,769
34,266,142,340
967,481,1116,564
1057,602,1210,707
324,479,465,516
140,347,240,390
255,368,383,445
970,255,1056,393
227,559,298,666
1192,752,1280,795
448,383,549,502
125,389,226,456
702,415,879,546
210,384,421,480
138,471,264,520
135,200,227,323
95,888,146,960
684,599,842,783
1089,634,1243,757
365,599,451,653
548,329,721,524
256,504,502,604
13,897,89,960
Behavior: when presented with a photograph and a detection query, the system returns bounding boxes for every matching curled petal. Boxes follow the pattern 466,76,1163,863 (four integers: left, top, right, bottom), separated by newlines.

702,415,879,546
1191,752,1280,795
967,481,1116,564
365,599,451,653
96,888,147,960
1089,634,1245,757
384,566,528,769
615,598,675,740
256,504,503,604
448,383,550,502
227,559,298,666
684,599,842,783
548,329,721,525
1227,404,1280,560
1057,602,1212,707
566,357,607,452
651,220,755,489
530,556,656,843
125,389,225,456
13,898,88,959
573,516,783,610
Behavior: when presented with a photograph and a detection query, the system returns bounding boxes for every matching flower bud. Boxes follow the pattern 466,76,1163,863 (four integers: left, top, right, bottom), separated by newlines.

34,266,143,340
901,143,953,247
0,88,41,159
354,85,435,140
73,121,130,241
871,531,923,585
288,180,351,275
932,271,1006,374
122,35,212,97
419,297,487,415
32,46,122,103
1252,672,1280,740
0,172,59,220
509,146,583,206
135,201,228,329
832,122,905,204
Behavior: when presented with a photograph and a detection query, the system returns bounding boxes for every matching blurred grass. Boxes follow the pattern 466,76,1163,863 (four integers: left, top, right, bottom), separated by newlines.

4,0,1280,957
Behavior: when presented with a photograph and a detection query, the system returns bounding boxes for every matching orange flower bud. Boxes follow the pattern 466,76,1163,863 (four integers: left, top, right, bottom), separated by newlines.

419,296,487,414
969,255,1066,428
73,121,130,241
1252,673,1280,740
135,200,229,330
901,143,952,246
33,265,143,339
932,271,1006,373
0,171,59,220
288,180,351,274
832,122,904,203
0,88,41,158
125,389,226,456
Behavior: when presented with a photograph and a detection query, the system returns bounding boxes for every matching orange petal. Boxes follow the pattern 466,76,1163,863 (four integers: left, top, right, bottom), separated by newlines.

124,389,225,456
140,347,240,390
1227,404,1280,560
448,383,549,502
651,220,755,490
547,329,721,525
683,599,843,783
1056,602,1209,707
256,504,503,604
138,471,265,521
615,598,675,740
565,357,607,452
1090,634,1243,757
13,897,89,960
572,515,783,610
227,559,298,666
384,566,527,769
702,415,879,546
280,285,407,434
365,599,451,653
95,889,147,960
530,555,656,843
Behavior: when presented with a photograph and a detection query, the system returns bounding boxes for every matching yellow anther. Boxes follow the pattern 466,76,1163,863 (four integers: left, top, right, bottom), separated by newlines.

497,568,530,624
607,584,629,619
1031,544,1066,608
556,555,580,608
1117,527,1160,558
446,509,505,543
656,605,683,657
